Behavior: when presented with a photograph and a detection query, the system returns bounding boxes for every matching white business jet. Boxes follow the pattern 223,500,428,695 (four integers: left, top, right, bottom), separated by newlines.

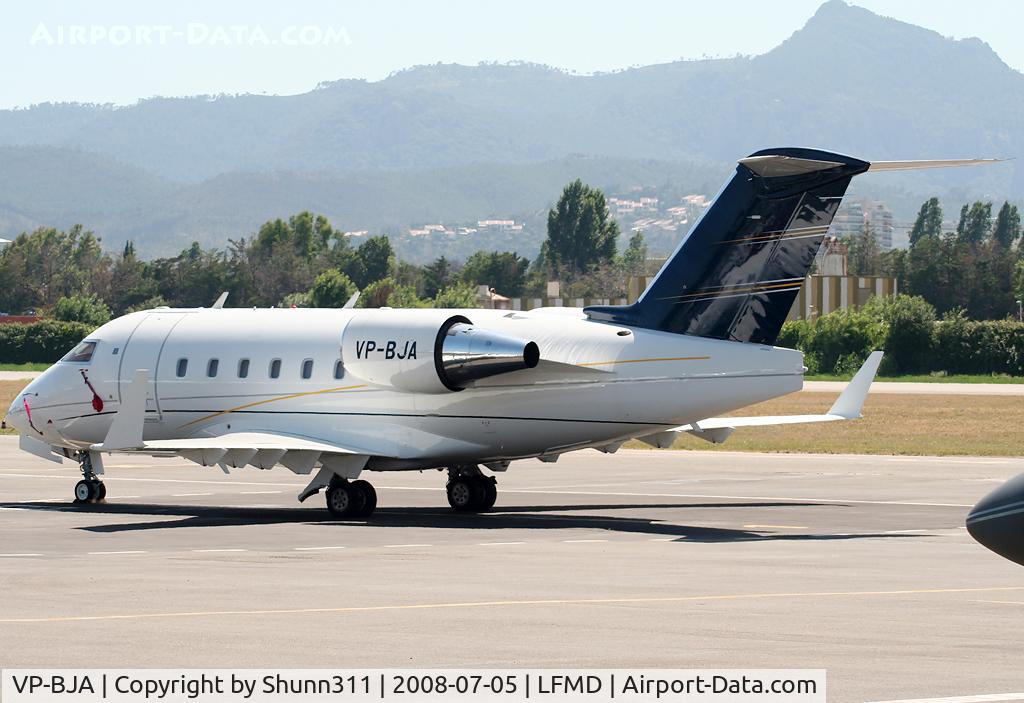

3,149,994,518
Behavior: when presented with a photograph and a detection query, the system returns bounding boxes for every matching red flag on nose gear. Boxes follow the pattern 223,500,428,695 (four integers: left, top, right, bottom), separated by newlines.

80,370,105,413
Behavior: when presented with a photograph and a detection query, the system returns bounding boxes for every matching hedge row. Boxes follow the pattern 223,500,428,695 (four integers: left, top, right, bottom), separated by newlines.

0,320,94,364
778,296,1024,376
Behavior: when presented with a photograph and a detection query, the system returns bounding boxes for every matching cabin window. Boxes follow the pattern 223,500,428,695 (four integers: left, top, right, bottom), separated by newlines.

207,359,219,378
301,359,314,379
269,358,281,379
176,358,188,377
333,360,344,379
238,359,249,378
63,340,96,363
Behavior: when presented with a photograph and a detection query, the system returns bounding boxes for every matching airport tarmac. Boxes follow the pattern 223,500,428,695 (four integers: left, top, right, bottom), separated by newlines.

0,437,1022,703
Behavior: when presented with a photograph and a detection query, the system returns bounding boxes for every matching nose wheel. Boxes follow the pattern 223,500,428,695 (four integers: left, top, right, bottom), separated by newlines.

72,450,106,504
446,467,497,512
74,479,106,504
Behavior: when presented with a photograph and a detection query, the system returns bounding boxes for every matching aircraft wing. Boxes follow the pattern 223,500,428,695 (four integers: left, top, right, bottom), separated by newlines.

141,432,360,453
641,351,883,447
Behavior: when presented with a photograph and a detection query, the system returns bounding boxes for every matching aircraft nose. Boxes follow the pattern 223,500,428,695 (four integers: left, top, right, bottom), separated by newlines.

5,393,27,434
967,472,1024,566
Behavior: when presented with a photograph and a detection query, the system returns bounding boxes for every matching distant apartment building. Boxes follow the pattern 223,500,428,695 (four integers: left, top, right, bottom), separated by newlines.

476,219,524,234
407,219,523,237
827,198,894,250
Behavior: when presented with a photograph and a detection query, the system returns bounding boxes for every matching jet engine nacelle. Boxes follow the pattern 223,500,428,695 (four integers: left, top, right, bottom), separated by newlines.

341,310,539,393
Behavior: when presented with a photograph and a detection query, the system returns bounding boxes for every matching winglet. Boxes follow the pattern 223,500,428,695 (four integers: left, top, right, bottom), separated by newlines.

99,369,149,450
343,291,361,309
827,351,883,419
211,291,229,309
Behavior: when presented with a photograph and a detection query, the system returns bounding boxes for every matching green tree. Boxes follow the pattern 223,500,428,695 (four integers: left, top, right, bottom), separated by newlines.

619,231,648,275
280,292,311,308
992,201,1021,248
433,283,478,308
387,284,428,308
909,197,943,246
50,294,112,327
423,256,453,299
543,179,619,276
460,251,529,296
956,201,992,244
231,212,337,306
861,294,937,374
0,225,111,312
308,269,357,308
107,240,156,314
358,277,396,308
351,236,393,288
843,222,881,275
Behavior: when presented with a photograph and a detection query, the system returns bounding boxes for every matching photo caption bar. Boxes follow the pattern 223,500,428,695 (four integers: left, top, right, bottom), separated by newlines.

2,669,824,703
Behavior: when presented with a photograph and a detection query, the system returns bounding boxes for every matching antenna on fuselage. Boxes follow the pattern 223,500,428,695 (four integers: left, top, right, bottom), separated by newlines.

343,291,360,309
211,291,229,309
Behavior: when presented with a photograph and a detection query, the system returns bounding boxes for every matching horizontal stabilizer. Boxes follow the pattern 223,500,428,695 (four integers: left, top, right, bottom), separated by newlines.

868,158,1002,172
651,351,883,445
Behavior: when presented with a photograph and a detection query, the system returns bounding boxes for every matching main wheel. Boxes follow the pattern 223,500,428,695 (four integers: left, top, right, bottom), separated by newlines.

325,482,356,518
74,480,94,503
350,480,377,518
478,477,497,511
447,477,482,512
94,481,107,502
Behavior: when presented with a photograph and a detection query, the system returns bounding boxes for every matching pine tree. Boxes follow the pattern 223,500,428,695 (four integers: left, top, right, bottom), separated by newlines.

909,197,943,246
992,201,1021,248
543,179,620,277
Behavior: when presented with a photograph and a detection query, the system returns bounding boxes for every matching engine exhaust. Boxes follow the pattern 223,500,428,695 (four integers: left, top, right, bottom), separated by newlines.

437,322,540,390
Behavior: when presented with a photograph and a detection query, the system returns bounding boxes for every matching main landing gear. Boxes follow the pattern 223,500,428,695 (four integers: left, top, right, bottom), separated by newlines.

446,466,497,512
73,451,106,504
325,477,378,519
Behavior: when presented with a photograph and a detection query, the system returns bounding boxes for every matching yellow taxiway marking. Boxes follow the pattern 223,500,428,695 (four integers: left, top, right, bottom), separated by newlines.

3,586,1020,624
578,355,710,367
744,524,809,530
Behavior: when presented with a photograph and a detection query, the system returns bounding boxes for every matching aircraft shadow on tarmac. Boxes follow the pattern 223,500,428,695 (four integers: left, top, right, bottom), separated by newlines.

2,500,924,543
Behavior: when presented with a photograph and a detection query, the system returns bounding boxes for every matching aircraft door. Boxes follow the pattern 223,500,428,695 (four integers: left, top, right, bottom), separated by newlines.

117,312,188,421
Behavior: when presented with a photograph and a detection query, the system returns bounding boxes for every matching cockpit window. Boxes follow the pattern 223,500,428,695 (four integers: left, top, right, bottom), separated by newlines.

62,340,96,363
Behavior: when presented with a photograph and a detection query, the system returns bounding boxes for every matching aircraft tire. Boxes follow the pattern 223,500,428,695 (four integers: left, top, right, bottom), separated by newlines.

351,480,377,518
74,480,94,503
447,477,481,512
478,476,497,511
94,481,107,502
325,482,356,518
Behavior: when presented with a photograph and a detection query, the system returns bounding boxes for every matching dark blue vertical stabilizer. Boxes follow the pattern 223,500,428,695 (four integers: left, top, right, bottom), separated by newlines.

585,148,870,345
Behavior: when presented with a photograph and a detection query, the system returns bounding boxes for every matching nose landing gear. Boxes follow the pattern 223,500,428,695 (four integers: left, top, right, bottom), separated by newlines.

73,451,106,504
446,465,497,512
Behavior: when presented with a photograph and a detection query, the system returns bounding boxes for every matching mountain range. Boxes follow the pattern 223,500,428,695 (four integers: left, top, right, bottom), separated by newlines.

0,0,1021,258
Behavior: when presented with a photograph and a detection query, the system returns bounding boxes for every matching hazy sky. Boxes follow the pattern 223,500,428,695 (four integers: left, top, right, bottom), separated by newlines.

3,0,1022,109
